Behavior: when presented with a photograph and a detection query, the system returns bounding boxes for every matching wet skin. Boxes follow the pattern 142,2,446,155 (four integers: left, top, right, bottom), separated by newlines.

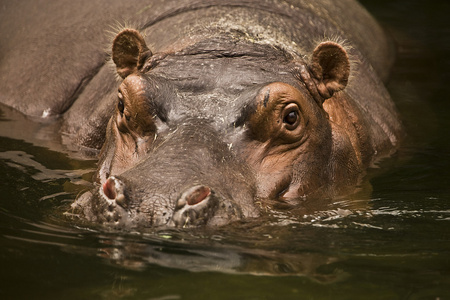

0,1,403,228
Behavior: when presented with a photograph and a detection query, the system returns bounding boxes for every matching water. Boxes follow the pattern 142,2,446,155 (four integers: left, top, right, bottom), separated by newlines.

1,1,449,299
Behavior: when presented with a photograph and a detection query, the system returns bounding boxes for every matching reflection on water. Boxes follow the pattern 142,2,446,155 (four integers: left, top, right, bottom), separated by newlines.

1,0,450,299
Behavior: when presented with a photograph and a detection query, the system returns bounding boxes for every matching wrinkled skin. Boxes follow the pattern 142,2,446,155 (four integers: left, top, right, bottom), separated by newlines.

0,0,403,228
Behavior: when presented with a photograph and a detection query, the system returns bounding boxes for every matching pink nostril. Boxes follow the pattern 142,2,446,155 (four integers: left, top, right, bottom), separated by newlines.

186,186,211,206
102,178,116,200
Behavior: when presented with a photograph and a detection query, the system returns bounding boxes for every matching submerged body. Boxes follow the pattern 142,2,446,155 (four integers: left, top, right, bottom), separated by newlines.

0,0,402,228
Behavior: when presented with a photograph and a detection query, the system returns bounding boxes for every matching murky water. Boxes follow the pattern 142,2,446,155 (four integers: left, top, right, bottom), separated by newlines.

1,1,449,299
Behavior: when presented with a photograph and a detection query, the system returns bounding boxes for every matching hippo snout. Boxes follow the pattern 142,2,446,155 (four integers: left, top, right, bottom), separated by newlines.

101,179,220,227
94,174,242,228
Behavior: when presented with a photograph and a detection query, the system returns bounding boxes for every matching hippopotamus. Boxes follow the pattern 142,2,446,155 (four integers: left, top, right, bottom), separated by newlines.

0,0,402,228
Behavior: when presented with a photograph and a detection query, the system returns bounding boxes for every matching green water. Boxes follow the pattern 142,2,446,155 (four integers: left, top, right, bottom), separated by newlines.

1,1,449,299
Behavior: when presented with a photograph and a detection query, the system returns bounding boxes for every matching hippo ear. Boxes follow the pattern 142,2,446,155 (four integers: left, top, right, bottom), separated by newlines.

308,41,350,101
112,29,152,79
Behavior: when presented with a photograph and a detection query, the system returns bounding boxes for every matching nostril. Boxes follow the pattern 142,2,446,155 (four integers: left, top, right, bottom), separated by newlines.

172,185,218,227
184,185,211,206
177,185,211,208
103,177,117,200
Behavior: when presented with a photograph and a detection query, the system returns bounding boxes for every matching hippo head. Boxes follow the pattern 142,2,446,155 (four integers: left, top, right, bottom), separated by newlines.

73,28,357,228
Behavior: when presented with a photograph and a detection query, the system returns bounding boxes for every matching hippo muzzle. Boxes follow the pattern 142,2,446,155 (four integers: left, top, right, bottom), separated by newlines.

97,179,243,228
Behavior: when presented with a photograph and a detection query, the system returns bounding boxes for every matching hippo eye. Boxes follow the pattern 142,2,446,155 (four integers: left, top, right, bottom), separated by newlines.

282,104,300,130
284,111,297,124
117,92,125,115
